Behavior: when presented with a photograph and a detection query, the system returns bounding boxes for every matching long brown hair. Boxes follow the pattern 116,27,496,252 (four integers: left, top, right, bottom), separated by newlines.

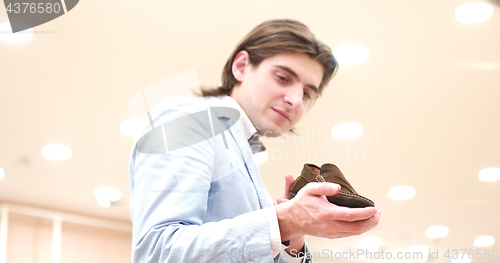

200,19,338,101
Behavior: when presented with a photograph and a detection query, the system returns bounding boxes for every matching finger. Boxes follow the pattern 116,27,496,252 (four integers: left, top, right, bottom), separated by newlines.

330,206,379,222
284,173,295,199
301,182,340,197
332,211,381,235
276,197,289,204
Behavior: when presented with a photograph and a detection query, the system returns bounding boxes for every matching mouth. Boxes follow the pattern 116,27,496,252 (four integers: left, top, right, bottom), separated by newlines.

272,108,290,121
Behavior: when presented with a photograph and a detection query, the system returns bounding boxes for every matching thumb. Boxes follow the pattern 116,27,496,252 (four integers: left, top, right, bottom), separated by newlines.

283,173,295,199
302,182,340,197
276,197,288,204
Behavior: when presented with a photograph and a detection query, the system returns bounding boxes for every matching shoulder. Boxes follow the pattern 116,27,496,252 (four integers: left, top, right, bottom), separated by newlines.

150,96,211,122
151,96,224,115
152,96,204,113
132,96,228,142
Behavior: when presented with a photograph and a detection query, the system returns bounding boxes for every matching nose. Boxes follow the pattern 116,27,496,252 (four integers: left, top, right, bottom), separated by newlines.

283,85,303,110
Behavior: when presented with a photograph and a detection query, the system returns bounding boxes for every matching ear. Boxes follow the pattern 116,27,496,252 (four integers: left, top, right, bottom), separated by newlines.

232,50,250,82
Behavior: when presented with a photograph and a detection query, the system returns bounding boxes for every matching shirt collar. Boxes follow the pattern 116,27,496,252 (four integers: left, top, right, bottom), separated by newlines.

219,95,257,141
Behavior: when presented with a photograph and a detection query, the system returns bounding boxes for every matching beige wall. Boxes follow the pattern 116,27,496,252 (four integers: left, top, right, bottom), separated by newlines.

1,211,132,263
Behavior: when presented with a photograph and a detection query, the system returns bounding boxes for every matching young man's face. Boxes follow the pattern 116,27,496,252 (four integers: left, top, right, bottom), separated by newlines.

230,51,324,137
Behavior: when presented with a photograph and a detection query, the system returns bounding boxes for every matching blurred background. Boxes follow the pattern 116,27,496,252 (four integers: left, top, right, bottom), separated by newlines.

1,0,499,262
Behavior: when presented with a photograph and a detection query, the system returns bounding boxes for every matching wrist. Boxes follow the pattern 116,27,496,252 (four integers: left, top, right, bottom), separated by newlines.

285,236,305,256
276,202,300,241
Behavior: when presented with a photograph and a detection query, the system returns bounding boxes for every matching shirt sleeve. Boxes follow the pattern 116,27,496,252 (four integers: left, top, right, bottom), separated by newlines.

268,205,307,263
268,205,286,257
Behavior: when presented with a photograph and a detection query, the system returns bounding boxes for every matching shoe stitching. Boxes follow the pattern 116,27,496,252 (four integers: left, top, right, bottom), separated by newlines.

337,191,374,204
315,175,325,182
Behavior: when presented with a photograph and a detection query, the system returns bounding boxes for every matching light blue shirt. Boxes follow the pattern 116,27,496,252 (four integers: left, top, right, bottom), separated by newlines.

129,95,309,262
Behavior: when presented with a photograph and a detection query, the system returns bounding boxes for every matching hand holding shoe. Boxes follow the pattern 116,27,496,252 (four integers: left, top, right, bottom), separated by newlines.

276,182,380,241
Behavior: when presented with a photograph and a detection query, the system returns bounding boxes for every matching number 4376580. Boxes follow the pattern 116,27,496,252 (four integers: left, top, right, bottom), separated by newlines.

444,249,498,260
6,3,62,14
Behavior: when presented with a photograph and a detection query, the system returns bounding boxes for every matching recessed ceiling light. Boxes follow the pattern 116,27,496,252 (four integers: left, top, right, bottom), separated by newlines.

407,246,430,263
97,199,111,208
478,168,500,182
0,22,33,43
470,62,500,71
94,187,121,208
473,236,495,247
358,237,382,249
455,3,493,23
42,144,72,160
451,254,472,263
333,44,369,64
331,123,364,139
0,167,4,180
253,151,269,164
120,119,145,136
388,186,415,200
425,226,449,238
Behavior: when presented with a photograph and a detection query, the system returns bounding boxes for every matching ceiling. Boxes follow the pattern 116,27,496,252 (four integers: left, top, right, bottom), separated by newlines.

1,0,499,262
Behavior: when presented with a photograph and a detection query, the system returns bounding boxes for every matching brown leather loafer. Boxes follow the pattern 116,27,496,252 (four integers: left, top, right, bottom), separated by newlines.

289,163,375,208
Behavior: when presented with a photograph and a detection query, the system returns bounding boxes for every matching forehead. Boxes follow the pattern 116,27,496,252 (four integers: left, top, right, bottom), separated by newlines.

258,52,324,86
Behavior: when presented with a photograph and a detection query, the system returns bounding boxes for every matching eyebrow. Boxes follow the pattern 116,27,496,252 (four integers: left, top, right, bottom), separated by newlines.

273,65,320,95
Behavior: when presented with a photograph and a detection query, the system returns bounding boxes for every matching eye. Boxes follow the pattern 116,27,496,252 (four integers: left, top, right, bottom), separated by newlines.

276,74,288,83
303,91,311,100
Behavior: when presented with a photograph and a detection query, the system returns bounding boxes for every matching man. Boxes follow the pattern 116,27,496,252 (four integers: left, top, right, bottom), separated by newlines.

129,19,380,263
